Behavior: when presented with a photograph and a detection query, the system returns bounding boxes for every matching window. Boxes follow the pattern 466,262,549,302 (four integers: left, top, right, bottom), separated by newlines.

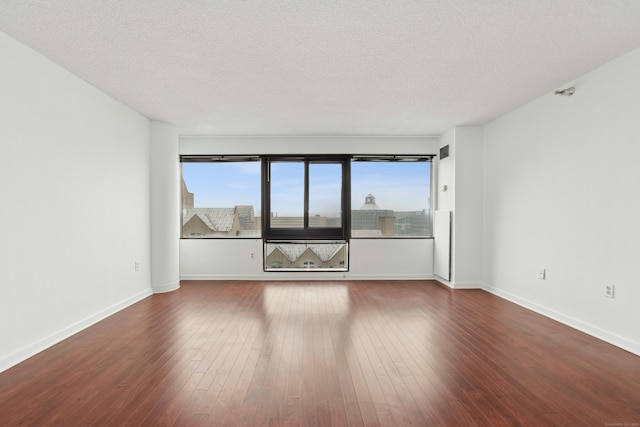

180,156,261,238
264,241,349,271
351,156,432,237
268,161,304,229
262,156,350,240
180,154,433,243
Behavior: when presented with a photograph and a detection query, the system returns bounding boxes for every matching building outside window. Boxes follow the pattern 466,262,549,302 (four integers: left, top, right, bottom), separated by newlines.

180,157,261,238
181,154,432,270
351,158,432,237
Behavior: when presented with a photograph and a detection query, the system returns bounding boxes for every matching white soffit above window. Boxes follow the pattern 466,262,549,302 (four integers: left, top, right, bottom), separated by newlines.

1,1,640,136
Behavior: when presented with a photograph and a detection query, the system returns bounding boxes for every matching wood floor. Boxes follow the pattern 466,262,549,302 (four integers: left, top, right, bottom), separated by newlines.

1,281,639,426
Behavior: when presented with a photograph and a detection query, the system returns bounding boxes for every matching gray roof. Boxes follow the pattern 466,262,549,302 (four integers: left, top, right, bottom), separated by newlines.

183,208,235,231
267,243,344,262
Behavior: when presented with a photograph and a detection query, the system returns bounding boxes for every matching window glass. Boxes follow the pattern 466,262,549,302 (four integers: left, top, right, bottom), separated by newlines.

269,161,304,228
264,241,349,271
308,163,342,228
181,156,431,242
351,161,431,237
263,157,348,240
181,161,261,238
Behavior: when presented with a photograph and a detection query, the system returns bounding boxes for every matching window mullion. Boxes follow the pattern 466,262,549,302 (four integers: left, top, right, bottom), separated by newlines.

304,160,309,229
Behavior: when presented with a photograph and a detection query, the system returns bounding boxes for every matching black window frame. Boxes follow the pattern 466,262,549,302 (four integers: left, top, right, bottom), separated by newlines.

350,154,434,238
180,155,262,239
180,154,433,241
262,155,351,241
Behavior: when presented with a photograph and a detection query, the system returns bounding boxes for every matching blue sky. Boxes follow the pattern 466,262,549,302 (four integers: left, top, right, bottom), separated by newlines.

182,161,431,216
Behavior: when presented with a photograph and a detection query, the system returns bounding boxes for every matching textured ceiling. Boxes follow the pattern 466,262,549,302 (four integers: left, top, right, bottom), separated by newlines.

2,1,640,136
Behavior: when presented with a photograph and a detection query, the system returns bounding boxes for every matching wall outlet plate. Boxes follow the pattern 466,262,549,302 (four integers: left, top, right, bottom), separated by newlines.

538,268,546,280
604,284,614,298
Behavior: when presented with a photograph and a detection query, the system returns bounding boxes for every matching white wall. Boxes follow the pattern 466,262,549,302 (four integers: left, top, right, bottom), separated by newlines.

453,127,483,287
434,129,455,282
180,135,438,156
435,127,484,288
483,46,640,355
0,32,152,372
179,136,437,280
150,122,180,293
180,238,433,280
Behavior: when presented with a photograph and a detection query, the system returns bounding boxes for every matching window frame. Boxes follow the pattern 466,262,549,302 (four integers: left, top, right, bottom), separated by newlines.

179,154,434,241
180,155,262,239
350,155,434,239
261,155,351,241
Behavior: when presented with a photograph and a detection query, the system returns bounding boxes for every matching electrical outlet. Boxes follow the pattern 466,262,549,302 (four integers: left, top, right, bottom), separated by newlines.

604,284,614,298
134,261,140,272
538,268,546,280
250,252,255,259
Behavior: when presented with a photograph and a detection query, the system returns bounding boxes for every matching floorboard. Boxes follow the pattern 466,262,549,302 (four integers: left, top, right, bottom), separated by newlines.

1,280,639,426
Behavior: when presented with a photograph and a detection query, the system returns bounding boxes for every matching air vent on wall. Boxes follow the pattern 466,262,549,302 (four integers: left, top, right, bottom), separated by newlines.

440,145,449,159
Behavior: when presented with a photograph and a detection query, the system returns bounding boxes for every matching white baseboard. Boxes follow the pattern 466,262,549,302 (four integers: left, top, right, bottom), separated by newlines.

452,281,482,289
434,277,481,289
152,280,180,293
180,274,435,281
0,288,153,374
483,285,640,357
435,276,453,288
180,273,347,281
341,274,434,281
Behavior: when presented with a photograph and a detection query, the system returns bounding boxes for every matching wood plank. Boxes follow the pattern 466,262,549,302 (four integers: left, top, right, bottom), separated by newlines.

0,280,639,426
